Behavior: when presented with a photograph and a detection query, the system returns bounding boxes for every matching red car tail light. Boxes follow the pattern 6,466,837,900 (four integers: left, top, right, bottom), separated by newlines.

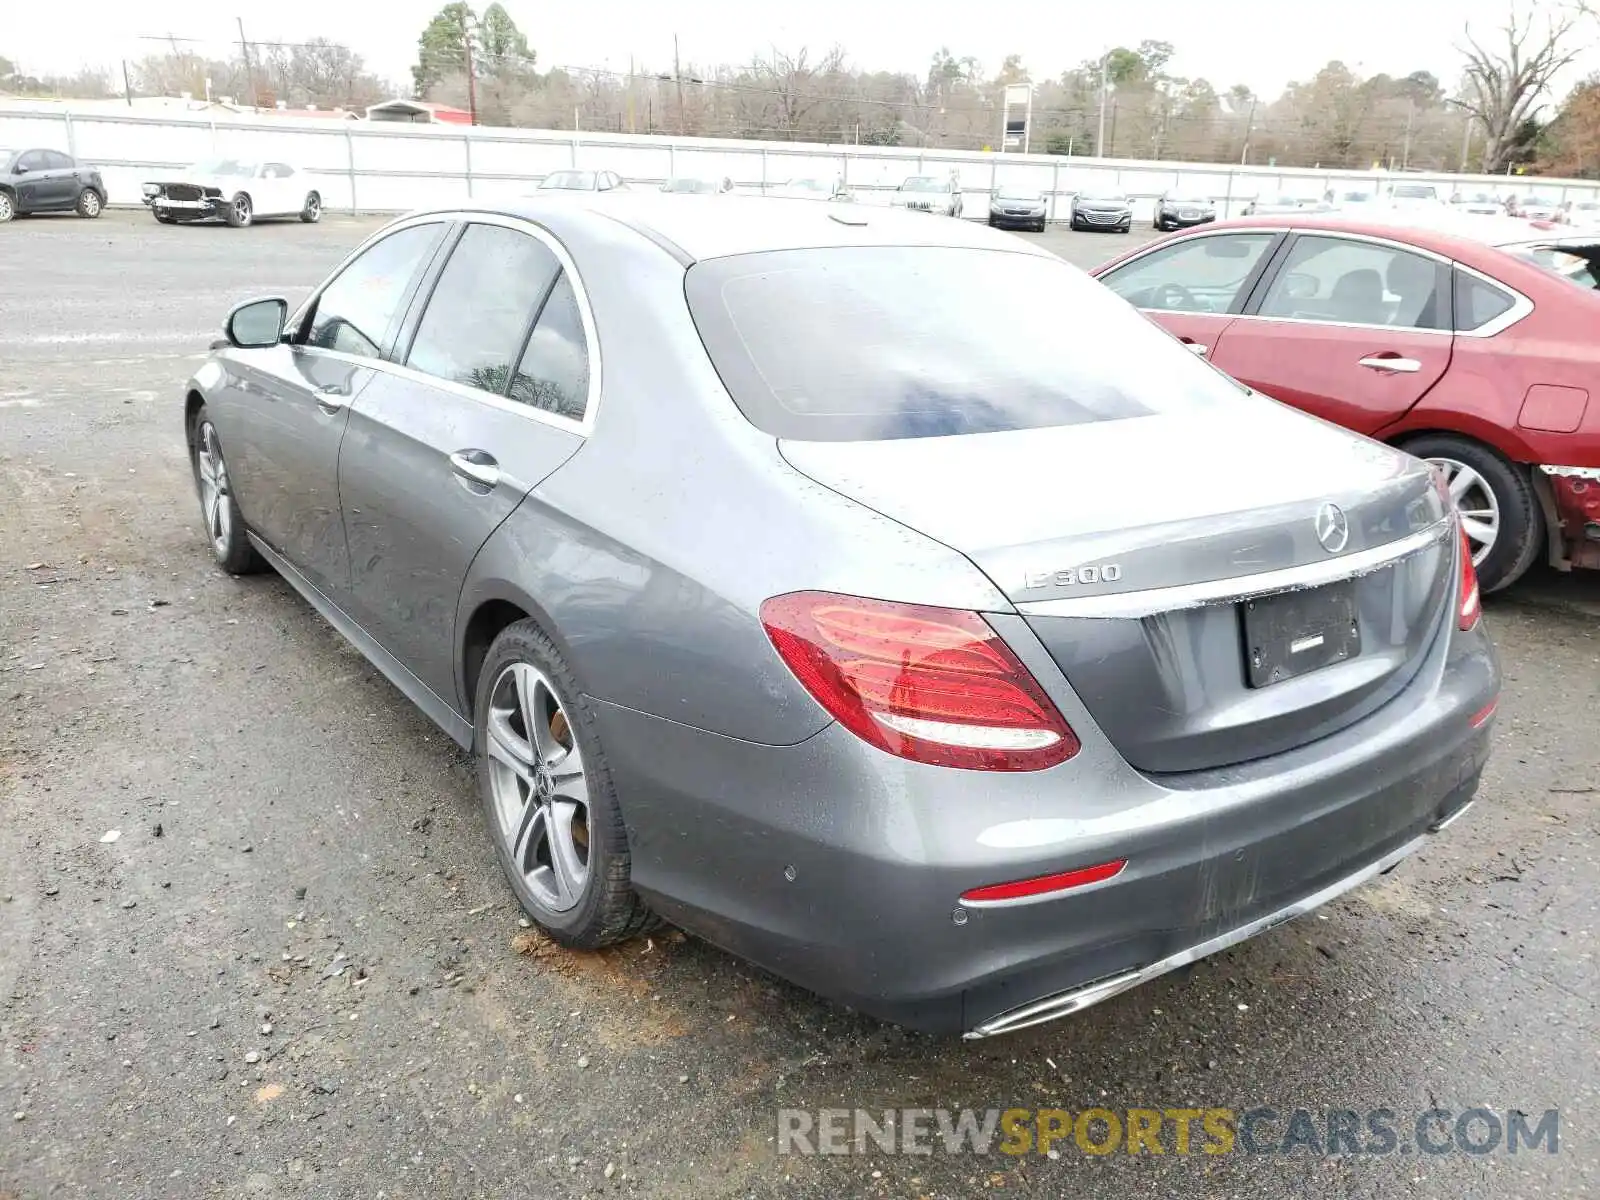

1458,525,1482,631
759,590,1080,771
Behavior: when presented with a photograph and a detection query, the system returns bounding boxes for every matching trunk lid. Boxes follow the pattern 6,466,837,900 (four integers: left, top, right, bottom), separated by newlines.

780,403,1454,774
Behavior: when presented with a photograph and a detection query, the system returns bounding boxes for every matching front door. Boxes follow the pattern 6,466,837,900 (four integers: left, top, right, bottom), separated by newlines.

218,220,450,598
11,150,51,211
1209,233,1453,435
338,220,595,706
1095,229,1284,363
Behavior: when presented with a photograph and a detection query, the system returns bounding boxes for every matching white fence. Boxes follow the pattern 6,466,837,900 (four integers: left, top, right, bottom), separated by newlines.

4,101,1598,224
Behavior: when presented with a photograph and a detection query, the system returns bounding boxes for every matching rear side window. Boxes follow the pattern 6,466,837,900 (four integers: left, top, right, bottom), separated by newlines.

508,272,590,421
407,223,561,395
1257,235,1448,330
1453,271,1517,331
44,151,75,169
686,246,1251,442
305,222,446,360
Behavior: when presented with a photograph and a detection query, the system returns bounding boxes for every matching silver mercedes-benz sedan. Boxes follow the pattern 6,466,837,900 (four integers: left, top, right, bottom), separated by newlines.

183,195,1499,1037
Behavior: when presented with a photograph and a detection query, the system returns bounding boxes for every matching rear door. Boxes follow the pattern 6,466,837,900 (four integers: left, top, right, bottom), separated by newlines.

42,151,79,206
337,217,593,707
1095,229,1283,360
1209,232,1454,436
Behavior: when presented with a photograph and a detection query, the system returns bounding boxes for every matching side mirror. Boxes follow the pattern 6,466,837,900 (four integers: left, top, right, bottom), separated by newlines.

12,164,27,175
224,297,288,349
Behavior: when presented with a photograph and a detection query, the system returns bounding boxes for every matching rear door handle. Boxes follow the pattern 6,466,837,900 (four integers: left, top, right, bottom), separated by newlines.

1182,340,1209,356
312,388,348,413
449,449,500,489
1358,355,1422,374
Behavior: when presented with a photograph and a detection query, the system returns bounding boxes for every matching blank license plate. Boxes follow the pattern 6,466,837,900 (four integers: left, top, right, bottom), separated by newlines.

1240,582,1361,688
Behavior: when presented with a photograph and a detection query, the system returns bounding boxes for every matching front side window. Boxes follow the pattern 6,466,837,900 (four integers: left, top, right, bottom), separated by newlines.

508,272,591,421
263,163,295,179
407,223,562,394
687,246,1251,442
1099,232,1276,314
304,223,446,360
193,159,255,177
1257,235,1447,329
44,151,75,170
17,150,49,171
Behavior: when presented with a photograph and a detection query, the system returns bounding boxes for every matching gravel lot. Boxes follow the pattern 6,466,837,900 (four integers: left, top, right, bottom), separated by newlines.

2,208,1597,1199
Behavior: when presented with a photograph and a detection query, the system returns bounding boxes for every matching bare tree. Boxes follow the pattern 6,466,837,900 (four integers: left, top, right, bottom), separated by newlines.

1453,3,1587,172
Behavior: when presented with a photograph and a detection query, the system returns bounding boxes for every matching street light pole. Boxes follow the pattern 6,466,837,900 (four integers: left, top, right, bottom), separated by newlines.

1095,51,1110,157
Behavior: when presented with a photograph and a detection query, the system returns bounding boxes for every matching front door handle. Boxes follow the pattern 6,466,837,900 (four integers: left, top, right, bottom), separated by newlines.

312,388,348,413
1181,340,1209,356
1358,355,1422,374
449,449,500,489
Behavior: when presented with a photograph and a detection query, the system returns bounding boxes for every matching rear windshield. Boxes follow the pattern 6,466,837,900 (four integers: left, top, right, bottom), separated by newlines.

900,177,950,192
1506,245,1600,291
685,247,1251,441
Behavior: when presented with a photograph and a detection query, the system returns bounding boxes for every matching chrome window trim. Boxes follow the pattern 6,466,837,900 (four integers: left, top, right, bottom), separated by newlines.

1015,520,1451,620
1452,261,1534,338
291,209,602,437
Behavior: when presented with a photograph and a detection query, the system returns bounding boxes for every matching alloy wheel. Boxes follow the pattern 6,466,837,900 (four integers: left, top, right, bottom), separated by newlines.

0,192,13,222
81,190,101,217
233,196,252,225
195,422,234,556
485,662,591,914
1431,456,1500,566
306,194,320,220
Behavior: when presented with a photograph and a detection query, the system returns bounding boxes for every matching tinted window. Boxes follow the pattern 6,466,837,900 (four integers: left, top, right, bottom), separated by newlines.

44,151,75,170
508,272,590,420
1100,232,1275,314
1453,271,1518,330
305,223,445,360
407,224,562,394
1257,235,1447,329
686,247,1251,442
17,150,49,170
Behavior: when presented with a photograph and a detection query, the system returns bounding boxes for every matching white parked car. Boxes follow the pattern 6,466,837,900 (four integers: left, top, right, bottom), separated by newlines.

1450,190,1504,216
1512,193,1565,222
889,174,963,217
1568,199,1600,228
1382,182,1447,211
771,176,852,202
1326,188,1379,212
1242,194,1328,216
142,159,321,227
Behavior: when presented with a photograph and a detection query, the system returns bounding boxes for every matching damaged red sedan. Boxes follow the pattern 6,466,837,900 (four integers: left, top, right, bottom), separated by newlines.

1094,215,1600,592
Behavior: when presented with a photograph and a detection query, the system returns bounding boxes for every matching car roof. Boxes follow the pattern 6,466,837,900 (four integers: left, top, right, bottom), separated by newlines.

1199,212,1572,258
409,194,1054,263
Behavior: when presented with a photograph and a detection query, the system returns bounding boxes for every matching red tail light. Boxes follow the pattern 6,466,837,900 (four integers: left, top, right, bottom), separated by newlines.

760,591,1080,771
1458,525,1482,631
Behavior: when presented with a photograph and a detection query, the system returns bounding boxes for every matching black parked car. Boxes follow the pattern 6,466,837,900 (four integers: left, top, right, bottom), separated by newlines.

0,148,106,222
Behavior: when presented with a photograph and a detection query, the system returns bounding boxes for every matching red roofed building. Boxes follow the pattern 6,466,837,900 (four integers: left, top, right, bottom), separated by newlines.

366,99,474,125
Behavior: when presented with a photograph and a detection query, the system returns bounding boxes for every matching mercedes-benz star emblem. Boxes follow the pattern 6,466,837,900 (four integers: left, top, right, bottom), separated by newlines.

1315,502,1350,554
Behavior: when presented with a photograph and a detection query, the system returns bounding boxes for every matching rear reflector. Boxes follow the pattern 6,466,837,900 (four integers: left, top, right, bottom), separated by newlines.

1469,698,1498,728
961,859,1127,905
760,590,1079,771
1458,525,1482,631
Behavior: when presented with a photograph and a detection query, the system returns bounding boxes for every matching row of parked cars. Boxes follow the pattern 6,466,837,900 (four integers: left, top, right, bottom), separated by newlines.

1245,181,1600,225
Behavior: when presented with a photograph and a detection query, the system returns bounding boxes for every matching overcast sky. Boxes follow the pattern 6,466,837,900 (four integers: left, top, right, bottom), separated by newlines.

5,0,1593,98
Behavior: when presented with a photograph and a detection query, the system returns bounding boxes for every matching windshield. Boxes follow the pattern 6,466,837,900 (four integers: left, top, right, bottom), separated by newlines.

1456,193,1497,203
1337,191,1373,202
900,177,950,193
1391,185,1435,199
540,171,596,190
191,159,256,177
1506,245,1600,290
783,178,831,192
997,187,1043,200
1079,191,1127,202
1166,195,1210,204
663,178,721,194
1523,195,1558,207
686,246,1250,442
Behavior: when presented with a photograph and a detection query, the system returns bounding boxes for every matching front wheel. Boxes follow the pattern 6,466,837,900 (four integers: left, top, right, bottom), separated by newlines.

0,191,14,223
1401,433,1543,593
189,407,265,575
475,621,655,949
299,192,322,223
225,193,253,228
76,188,103,218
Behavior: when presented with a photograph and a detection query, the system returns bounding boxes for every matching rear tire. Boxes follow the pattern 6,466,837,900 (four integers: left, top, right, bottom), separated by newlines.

299,192,322,223
76,188,104,218
0,190,14,223
224,193,253,228
1400,433,1542,593
474,621,656,949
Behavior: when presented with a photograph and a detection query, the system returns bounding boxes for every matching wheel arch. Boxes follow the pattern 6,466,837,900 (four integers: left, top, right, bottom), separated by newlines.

456,584,580,726
184,389,206,442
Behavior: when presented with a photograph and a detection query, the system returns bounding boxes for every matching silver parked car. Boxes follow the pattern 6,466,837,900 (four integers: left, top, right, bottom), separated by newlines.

538,169,627,192
890,174,963,217
184,196,1498,1037
1068,189,1133,232
661,175,734,194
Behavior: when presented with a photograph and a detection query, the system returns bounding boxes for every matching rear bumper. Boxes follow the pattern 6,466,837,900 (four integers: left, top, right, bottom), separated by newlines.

597,612,1499,1036
1540,465,1600,570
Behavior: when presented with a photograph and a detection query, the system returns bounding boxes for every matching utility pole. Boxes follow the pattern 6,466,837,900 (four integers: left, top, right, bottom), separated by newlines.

627,55,636,134
1401,98,1414,170
1240,97,1257,165
1095,51,1110,157
673,34,685,135
461,7,478,125
1459,116,1473,172
237,17,259,110
121,60,134,106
